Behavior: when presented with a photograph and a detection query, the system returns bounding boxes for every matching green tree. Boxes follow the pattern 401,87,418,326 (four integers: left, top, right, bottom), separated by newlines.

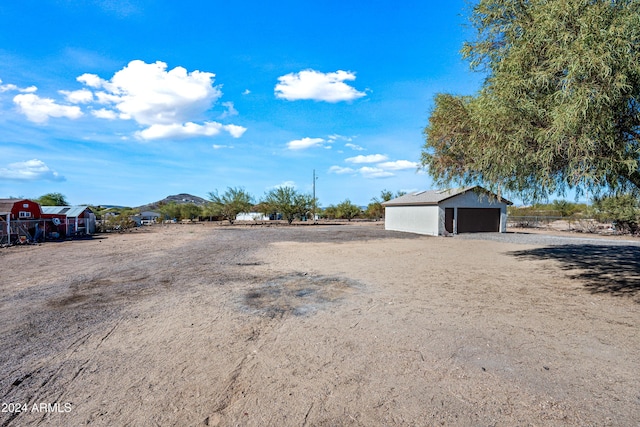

366,190,407,220
179,203,203,220
262,186,313,224
103,207,137,231
508,201,589,218
592,194,640,234
253,201,274,219
551,200,578,218
422,0,640,201
322,205,338,220
207,187,254,224
294,193,315,221
36,192,69,206
379,190,393,203
365,201,384,220
157,202,182,221
336,199,361,221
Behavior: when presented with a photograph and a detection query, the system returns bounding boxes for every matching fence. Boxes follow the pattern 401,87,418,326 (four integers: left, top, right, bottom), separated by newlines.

66,216,93,235
0,218,71,245
507,216,564,228
507,215,614,233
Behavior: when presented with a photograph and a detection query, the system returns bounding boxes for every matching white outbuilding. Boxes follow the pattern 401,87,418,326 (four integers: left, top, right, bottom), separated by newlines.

382,186,512,236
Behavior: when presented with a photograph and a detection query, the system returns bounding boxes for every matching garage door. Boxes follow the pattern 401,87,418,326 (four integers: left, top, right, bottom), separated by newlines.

457,208,500,233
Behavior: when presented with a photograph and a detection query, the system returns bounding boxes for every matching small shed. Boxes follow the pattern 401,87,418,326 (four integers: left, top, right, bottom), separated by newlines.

382,186,512,236
140,211,161,223
41,206,96,235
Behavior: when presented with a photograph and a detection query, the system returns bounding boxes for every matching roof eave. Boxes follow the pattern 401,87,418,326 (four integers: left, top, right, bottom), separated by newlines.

383,202,439,207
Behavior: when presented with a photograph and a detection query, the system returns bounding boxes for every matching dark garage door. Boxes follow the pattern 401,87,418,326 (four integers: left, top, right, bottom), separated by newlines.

457,208,500,233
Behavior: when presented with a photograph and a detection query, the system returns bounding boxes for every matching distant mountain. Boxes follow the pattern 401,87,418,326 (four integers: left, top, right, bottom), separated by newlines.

136,193,208,211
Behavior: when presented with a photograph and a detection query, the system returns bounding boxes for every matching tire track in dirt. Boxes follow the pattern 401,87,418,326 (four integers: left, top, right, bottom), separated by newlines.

2,317,125,427
203,311,290,425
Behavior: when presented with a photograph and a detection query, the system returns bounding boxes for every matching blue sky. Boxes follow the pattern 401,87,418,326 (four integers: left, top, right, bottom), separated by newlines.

0,0,484,207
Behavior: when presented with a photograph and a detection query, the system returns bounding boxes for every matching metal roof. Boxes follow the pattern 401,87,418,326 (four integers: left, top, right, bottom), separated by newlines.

0,201,14,215
41,206,92,217
382,186,512,206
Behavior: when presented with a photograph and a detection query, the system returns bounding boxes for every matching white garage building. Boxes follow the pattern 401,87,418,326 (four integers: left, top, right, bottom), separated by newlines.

382,186,512,236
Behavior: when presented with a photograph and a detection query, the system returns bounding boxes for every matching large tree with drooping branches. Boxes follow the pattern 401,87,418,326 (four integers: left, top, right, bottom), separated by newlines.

422,0,640,201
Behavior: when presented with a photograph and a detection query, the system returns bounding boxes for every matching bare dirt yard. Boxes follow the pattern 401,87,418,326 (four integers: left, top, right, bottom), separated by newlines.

1,223,638,426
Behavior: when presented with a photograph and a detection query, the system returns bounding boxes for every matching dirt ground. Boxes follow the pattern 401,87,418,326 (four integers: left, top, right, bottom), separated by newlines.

1,223,638,426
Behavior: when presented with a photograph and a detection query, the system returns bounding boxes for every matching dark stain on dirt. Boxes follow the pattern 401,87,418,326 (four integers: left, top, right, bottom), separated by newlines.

242,273,362,317
48,276,154,310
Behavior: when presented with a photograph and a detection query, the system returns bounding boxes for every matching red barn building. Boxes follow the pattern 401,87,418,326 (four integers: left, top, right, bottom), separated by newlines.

41,206,95,235
0,198,42,220
0,199,43,243
0,199,68,243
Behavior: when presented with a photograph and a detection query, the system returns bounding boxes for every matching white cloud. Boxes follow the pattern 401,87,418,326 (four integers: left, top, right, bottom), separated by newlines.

358,166,394,179
9,60,245,140
224,124,247,138
77,73,105,88
268,181,296,190
377,160,419,170
135,121,247,141
94,91,122,105
212,144,234,149
242,89,251,95
345,143,364,151
13,93,83,123
219,101,238,119
0,83,18,92
328,164,394,178
345,154,388,164
275,69,366,102
328,166,355,174
0,159,65,181
331,154,416,179
59,89,93,103
327,134,352,142
287,137,325,150
75,60,247,140
82,60,223,126
91,108,118,119
0,79,37,93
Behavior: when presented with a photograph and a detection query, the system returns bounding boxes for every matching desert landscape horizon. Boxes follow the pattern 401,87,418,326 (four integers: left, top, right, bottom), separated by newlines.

1,222,638,426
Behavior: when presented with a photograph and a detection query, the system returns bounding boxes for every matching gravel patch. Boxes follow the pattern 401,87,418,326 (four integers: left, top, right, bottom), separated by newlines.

454,231,640,246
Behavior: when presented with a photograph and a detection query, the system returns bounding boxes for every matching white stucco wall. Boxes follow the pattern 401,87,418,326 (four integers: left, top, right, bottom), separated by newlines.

235,212,270,221
384,205,440,236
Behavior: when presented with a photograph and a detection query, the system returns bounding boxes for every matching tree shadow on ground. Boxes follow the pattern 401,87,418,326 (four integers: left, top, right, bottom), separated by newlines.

509,245,640,301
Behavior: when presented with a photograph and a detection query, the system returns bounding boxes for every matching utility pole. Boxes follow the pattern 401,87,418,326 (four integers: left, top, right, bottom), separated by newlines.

312,169,318,223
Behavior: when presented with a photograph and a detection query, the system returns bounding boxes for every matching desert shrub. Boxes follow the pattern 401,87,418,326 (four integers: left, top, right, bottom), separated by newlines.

592,194,640,234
